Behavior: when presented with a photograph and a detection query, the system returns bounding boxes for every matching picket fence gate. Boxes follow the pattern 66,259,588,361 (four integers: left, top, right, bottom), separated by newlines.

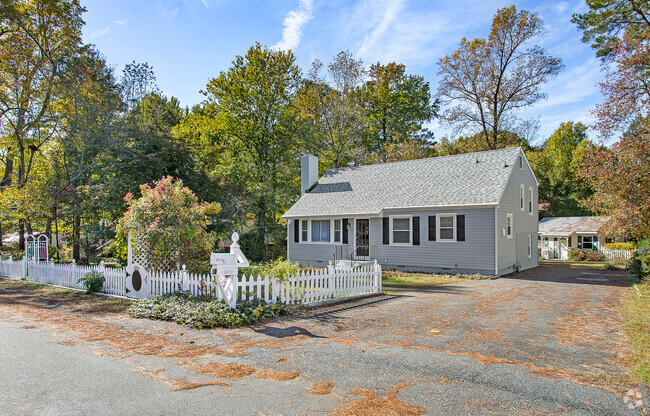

0,257,382,306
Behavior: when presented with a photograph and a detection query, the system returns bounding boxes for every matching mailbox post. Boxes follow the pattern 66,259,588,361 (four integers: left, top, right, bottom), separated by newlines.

210,232,249,308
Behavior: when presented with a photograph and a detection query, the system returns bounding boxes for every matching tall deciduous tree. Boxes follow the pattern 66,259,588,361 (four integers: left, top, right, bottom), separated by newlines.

437,5,563,150
201,43,302,247
295,51,367,170
0,0,85,249
121,61,159,111
579,117,650,238
574,2,650,136
527,122,594,217
574,0,650,237
364,62,436,153
49,48,122,260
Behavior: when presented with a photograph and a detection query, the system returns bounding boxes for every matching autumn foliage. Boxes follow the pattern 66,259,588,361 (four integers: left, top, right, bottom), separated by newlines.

119,176,219,272
579,119,650,238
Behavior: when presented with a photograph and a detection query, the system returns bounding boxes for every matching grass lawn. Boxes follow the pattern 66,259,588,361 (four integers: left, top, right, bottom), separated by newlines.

0,277,132,314
382,270,492,289
622,280,650,385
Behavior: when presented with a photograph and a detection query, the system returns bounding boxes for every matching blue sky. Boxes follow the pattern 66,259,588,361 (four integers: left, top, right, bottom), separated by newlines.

81,0,604,144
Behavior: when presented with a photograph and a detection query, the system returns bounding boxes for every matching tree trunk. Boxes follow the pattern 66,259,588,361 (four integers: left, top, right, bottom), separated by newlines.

73,214,81,262
54,206,60,261
258,201,266,259
0,223,3,246
1,156,12,187
45,217,52,240
18,219,25,251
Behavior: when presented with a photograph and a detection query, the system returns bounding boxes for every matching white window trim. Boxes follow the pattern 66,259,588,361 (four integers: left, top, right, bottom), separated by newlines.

520,184,525,211
527,234,532,258
436,213,457,243
333,219,342,243
302,219,341,245
528,187,534,215
301,220,309,242
389,215,412,246
506,214,513,239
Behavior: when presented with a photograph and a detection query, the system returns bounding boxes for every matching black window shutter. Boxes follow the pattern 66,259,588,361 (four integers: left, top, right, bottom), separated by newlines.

342,219,349,244
382,217,390,245
428,216,436,241
413,217,420,245
457,215,465,241
293,219,300,243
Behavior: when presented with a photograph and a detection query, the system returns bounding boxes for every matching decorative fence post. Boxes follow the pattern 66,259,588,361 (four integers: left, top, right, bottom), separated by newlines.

181,265,189,292
328,260,335,299
374,259,382,291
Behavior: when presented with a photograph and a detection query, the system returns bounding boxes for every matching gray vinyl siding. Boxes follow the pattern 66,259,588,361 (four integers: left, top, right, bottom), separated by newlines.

289,207,495,274
496,153,539,274
287,219,352,268
372,208,495,274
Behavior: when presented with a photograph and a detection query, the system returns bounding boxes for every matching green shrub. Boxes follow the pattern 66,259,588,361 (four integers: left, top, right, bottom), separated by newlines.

630,239,650,281
568,248,605,262
77,270,105,294
604,242,635,250
568,248,586,261
239,230,264,263
127,292,293,329
241,257,301,281
0,243,24,260
605,257,629,270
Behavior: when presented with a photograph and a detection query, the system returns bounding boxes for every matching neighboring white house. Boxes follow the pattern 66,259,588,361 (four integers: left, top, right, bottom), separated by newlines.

538,216,610,260
283,147,539,276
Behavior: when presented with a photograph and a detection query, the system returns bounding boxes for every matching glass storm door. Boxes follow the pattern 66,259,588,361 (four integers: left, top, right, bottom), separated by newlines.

356,219,369,257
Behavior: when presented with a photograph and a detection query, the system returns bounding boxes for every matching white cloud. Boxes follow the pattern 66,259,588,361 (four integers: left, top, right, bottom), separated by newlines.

115,19,127,26
356,0,404,58
533,57,602,109
272,0,314,51
88,26,111,40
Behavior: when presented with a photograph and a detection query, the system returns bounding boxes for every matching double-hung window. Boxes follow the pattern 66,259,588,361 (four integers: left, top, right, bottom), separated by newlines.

527,234,532,258
333,220,341,243
301,221,308,242
528,187,533,215
520,185,525,211
578,235,598,250
438,214,456,242
390,216,411,245
311,220,330,243
506,214,513,238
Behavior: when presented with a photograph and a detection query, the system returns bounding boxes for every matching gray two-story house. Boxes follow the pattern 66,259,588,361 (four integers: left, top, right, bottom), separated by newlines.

283,147,539,275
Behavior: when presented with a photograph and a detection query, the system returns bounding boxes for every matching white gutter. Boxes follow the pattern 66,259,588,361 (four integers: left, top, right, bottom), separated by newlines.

282,202,499,219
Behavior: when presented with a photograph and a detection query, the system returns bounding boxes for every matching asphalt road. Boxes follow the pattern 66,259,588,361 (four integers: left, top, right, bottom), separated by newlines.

0,266,646,415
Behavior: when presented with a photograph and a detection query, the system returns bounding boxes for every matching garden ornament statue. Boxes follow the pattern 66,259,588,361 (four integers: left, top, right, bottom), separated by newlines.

210,232,249,308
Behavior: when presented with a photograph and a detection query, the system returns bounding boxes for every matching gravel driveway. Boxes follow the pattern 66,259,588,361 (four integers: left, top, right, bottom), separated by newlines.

0,266,646,415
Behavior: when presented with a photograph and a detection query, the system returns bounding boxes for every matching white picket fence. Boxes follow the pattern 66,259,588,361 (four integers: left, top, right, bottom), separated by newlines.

148,263,382,304
601,248,634,261
0,257,26,280
0,257,382,305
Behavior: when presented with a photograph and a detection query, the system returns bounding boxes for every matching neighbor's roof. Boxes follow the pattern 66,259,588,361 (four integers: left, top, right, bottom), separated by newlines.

283,147,526,218
538,216,610,236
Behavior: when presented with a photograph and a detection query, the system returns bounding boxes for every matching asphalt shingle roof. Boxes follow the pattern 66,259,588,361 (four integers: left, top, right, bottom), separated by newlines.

538,216,610,235
283,147,524,218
